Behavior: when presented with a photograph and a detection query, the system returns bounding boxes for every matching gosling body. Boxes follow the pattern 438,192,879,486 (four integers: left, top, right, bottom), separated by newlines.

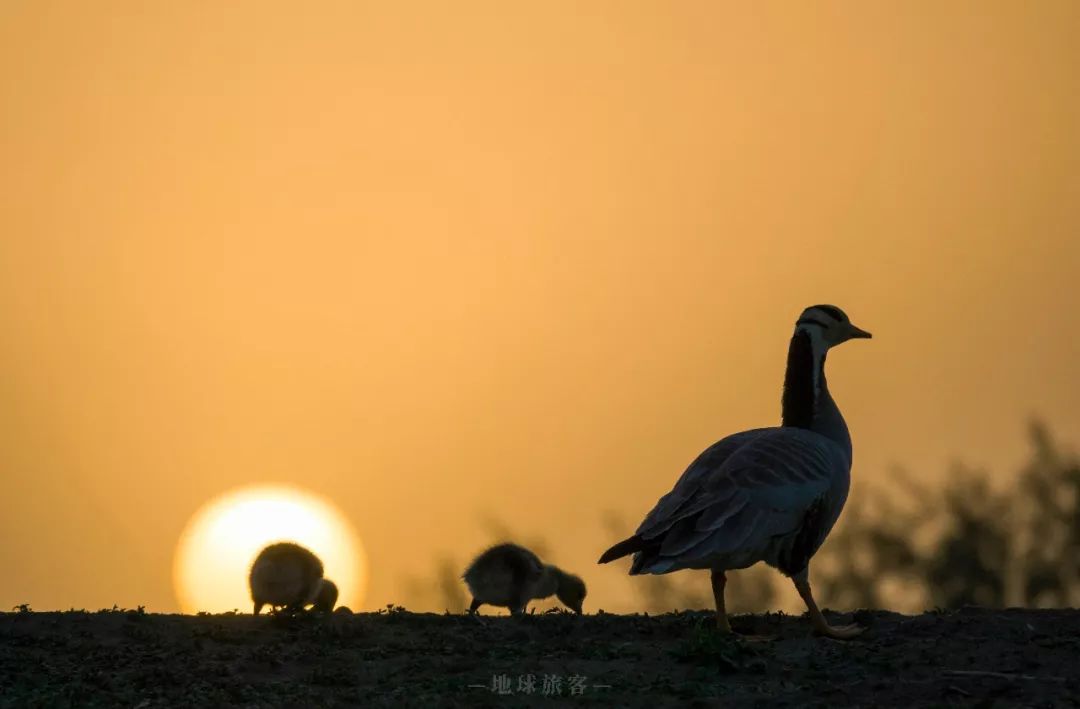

249,542,337,615
464,543,586,615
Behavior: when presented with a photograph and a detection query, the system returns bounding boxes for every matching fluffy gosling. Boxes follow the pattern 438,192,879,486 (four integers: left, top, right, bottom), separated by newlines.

463,543,586,615
249,542,338,615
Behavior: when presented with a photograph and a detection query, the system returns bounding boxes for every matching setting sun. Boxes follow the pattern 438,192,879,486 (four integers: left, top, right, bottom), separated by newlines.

172,485,366,614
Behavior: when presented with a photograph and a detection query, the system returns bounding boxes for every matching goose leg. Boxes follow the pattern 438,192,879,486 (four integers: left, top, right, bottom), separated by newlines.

712,570,771,640
710,570,732,633
793,572,864,640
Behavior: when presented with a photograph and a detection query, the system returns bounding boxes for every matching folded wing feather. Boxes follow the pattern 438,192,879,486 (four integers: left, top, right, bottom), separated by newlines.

630,427,846,573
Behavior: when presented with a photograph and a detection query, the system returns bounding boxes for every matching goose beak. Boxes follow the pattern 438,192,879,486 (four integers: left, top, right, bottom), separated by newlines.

848,324,873,339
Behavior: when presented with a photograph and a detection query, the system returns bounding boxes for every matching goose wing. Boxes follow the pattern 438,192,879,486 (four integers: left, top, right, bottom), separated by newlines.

633,428,769,539
629,426,849,574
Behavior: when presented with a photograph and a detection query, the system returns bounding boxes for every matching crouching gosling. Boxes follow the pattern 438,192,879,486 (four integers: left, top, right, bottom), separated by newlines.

249,542,338,615
463,543,586,615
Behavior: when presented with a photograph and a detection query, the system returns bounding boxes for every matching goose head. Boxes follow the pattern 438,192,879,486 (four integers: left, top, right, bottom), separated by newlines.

795,304,872,349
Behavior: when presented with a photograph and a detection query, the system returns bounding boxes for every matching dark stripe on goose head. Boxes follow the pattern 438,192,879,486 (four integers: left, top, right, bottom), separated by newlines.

811,304,845,323
781,329,821,429
796,317,830,330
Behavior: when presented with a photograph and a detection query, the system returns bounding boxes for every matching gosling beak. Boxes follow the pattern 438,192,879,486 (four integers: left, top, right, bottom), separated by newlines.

848,324,872,339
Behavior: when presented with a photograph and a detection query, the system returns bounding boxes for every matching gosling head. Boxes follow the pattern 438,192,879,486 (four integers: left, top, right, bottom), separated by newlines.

312,578,339,614
795,304,872,349
554,571,587,615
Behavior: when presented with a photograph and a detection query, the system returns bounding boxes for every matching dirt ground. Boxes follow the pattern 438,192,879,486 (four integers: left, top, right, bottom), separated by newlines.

1,606,1078,707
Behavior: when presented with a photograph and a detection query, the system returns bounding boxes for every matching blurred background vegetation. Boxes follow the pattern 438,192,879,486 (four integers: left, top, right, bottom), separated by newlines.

815,420,1080,611
403,421,1079,614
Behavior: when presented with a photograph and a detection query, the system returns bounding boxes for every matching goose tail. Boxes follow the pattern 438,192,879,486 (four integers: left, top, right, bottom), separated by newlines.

597,535,646,564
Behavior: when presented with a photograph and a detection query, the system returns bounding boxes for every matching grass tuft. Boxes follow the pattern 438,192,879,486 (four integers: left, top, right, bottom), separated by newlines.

670,619,768,673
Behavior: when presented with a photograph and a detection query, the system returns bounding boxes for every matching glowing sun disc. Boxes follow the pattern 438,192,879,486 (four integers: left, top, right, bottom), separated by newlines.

173,485,366,613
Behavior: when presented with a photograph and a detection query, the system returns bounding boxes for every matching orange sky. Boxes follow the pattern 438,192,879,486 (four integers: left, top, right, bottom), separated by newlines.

1,1,1078,613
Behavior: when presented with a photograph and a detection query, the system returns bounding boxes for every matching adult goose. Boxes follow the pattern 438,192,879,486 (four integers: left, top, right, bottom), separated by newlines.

598,305,871,639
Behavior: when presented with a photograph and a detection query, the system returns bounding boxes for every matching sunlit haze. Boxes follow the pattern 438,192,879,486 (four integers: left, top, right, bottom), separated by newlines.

1,1,1078,613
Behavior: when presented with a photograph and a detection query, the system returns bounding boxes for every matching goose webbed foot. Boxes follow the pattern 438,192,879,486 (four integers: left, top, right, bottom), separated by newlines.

793,574,865,641
812,621,865,640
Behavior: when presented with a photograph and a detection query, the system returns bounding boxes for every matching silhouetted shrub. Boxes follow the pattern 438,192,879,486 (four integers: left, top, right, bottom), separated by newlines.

817,420,1080,611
